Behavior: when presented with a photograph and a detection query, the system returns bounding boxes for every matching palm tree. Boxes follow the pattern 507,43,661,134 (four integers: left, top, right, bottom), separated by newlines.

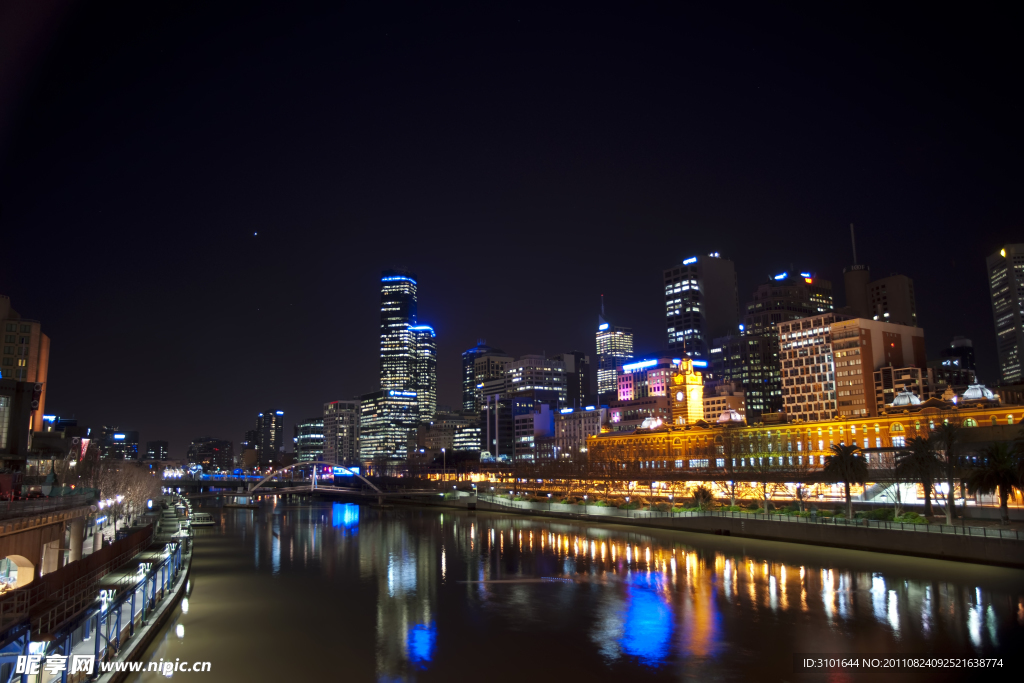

822,444,869,519
965,442,1022,525
895,436,941,517
932,422,961,525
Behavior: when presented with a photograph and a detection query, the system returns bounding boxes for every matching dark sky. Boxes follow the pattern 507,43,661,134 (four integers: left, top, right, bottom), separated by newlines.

0,1,1019,456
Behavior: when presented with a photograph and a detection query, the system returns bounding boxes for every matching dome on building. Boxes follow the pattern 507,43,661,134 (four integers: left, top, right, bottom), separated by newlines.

890,390,922,407
962,384,996,401
716,410,745,423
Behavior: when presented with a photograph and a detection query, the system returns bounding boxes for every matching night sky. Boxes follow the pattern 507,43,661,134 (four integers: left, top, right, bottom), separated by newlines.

0,2,1019,457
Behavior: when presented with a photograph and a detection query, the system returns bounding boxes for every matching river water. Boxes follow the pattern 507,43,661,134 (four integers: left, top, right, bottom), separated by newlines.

128,498,1023,682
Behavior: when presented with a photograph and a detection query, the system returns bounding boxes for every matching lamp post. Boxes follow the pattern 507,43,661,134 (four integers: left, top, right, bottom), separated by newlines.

442,448,446,483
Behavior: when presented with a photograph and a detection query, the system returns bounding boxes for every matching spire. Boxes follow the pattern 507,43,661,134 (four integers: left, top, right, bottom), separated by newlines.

850,223,858,265
598,294,607,326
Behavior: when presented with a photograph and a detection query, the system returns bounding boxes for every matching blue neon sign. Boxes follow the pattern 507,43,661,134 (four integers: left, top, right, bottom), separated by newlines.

622,359,658,373
682,257,697,265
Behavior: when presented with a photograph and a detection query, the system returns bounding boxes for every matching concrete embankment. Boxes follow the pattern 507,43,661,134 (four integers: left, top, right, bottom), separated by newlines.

465,499,1024,569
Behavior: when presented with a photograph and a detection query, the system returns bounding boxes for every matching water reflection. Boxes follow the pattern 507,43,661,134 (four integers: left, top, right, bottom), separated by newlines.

129,501,1024,682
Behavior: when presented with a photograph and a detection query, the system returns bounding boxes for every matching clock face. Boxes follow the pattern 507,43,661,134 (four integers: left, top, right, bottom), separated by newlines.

676,391,684,402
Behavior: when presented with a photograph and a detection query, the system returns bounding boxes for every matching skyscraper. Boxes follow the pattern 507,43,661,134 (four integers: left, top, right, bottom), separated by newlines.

505,355,567,407
378,270,436,424
663,253,738,358
146,441,169,460
596,318,633,404
294,417,325,463
358,390,419,464
740,271,833,415
256,410,284,465
549,351,592,408
461,340,509,411
323,399,360,466
411,325,436,423
186,437,234,472
987,244,1024,384
867,275,917,326
0,294,50,433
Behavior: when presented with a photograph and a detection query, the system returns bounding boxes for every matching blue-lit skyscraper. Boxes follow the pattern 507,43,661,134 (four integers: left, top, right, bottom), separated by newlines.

378,270,436,424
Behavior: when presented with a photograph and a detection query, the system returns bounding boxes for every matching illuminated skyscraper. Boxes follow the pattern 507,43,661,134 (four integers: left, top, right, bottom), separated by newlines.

380,270,419,391
596,311,633,403
294,417,324,463
378,270,436,424
663,253,738,359
411,325,436,422
461,340,510,411
739,271,833,415
323,399,360,466
987,244,1024,384
256,410,284,465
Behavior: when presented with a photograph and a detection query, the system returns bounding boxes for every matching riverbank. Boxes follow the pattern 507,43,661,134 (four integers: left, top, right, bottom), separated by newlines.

411,494,1024,568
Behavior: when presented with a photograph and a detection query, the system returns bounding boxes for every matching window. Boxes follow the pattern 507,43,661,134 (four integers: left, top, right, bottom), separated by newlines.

963,418,978,427
19,325,29,333
1008,415,1015,425
892,436,905,448
863,438,869,449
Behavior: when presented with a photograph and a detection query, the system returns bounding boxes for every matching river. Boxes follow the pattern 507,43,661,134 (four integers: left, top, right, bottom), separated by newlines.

127,498,1023,681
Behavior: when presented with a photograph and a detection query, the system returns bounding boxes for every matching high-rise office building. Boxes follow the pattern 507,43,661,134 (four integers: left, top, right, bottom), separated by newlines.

378,270,437,424
740,272,832,416
744,272,833,336
0,295,50,433
778,313,925,421
663,253,738,358
596,310,633,403
505,355,567,407
708,334,774,419
461,341,509,411
241,429,259,453
256,410,285,464
146,440,169,460
294,417,325,463
941,336,976,372
867,275,917,327
358,390,419,462
842,226,917,326
549,351,591,408
186,437,234,472
324,399,360,466
411,325,436,423
103,430,139,459
987,244,1024,384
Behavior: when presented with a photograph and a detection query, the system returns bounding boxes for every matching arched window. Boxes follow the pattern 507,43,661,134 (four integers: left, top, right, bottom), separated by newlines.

1008,415,1015,425
890,423,904,432
991,416,997,426
963,418,978,427
874,424,880,433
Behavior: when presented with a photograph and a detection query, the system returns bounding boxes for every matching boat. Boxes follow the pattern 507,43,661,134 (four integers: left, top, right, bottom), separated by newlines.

190,512,216,527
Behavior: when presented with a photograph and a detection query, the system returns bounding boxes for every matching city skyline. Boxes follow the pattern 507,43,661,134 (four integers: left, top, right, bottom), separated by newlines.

0,4,1018,457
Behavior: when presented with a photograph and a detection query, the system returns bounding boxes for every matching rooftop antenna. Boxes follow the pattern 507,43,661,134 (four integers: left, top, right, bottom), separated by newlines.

600,294,605,318
850,223,858,265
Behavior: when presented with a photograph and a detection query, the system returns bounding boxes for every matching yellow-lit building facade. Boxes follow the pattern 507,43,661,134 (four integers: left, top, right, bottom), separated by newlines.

587,400,1020,480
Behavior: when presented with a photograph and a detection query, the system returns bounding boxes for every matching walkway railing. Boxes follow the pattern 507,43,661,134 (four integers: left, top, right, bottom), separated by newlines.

0,496,94,521
476,494,1024,541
